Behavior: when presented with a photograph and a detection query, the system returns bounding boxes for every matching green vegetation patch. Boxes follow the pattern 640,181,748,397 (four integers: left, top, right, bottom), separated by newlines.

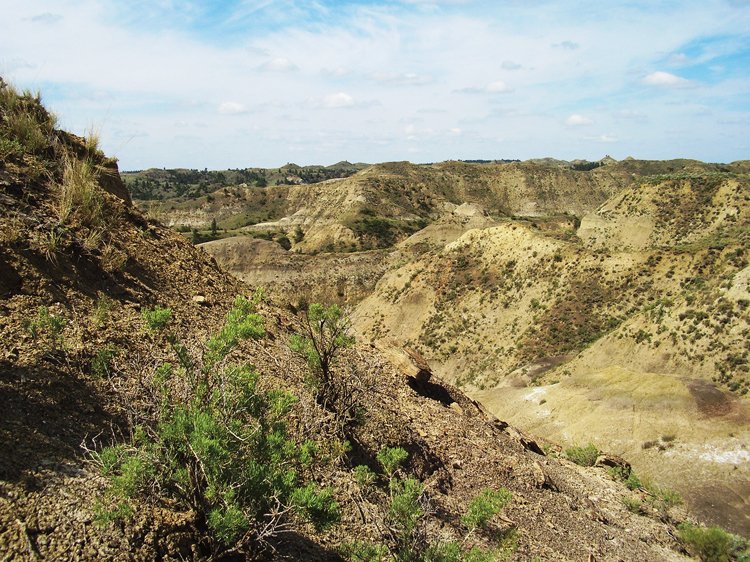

344,208,429,248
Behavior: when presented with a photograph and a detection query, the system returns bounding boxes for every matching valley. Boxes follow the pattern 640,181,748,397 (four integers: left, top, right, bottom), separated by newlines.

141,158,750,537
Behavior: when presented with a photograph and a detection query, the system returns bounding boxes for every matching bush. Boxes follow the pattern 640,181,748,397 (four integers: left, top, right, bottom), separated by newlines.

679,523,749,562
24,306,66,348
564,443,599,466
377,446,409,478
290,302,356,415
91,344,119,378
345,450,514,562
461,488,512,533
95,296,338,556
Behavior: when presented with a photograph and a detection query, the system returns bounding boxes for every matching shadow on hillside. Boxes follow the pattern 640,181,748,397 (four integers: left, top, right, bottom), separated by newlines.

269,531,346,562
0,358,121,482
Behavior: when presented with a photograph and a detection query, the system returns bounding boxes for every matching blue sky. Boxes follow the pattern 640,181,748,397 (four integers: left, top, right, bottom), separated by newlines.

1,0,749,169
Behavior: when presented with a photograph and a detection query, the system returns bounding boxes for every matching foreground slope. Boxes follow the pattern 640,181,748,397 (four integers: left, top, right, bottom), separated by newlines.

0,84,715,560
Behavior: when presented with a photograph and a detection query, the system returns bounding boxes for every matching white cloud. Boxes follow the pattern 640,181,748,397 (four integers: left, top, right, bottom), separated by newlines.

486,80,513,93
218,102,248,115
615,109,647,121
643,71,692,87
29,12,62,24
259,57,298,72
456,80,513,94
322,92,355,108
321,66,351,78
584,134,618,143
565,114,593,126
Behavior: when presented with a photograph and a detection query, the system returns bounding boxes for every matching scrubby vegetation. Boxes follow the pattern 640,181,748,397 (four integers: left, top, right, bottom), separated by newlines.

678,523,749,562
94,295,339,557
345,447,515,562
564,443,599,467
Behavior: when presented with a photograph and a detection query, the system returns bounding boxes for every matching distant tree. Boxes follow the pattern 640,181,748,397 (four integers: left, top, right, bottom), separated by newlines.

210,218,217,236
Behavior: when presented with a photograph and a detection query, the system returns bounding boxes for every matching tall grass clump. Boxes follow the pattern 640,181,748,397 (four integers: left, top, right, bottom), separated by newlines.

58,154,104,225
0,79,57,155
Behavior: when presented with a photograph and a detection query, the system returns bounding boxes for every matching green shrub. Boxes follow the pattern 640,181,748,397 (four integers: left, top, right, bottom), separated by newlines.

141,305,172,332
205,292,264,362
95,296,336,556
341,541,389,562
91,344,119,378
353,464,377,487
564,443,599,466
345,450,514,562
609,466,641,490
622,495,643,514
679,523,749,562
377,446,408,478
461,488,512,533
289,302,356,416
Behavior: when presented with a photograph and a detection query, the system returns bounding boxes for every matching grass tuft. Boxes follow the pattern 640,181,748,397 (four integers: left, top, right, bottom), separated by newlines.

58,154,104,226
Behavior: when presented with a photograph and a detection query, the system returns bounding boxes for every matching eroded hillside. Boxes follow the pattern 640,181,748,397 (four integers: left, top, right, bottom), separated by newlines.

144,158,714,255
164,148,750,537
352,173,750,536
2,82,728,560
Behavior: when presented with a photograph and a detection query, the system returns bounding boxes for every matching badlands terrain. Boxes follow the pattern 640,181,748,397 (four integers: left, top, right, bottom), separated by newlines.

141,157,750,538
1,80,748,560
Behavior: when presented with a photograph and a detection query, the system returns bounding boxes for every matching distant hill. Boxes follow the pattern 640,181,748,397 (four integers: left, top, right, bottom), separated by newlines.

141,157,740,254
121,161,369,200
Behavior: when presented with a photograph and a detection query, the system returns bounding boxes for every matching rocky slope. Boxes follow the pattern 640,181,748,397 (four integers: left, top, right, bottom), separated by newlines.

1,82,721,560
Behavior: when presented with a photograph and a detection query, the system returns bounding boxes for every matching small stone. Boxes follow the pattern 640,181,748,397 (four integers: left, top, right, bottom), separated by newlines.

449,402,464,415
192,295,207,305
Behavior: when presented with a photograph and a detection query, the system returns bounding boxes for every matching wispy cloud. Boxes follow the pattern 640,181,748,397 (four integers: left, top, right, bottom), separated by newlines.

643,71,693,87
552,40,579,50
566,114,593,126
29,12,62,24
321,92,356,108
259,57,298,72
1,0,748,167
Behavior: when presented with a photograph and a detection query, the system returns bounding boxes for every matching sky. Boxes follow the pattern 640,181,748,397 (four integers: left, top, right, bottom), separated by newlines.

1,0,749,169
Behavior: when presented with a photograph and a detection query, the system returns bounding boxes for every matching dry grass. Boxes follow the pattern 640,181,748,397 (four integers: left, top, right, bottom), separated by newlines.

34,229,63,263
0,81,57,154
84,127,101,154
100,243,128,272
0,214,25,244
58,154,104,226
